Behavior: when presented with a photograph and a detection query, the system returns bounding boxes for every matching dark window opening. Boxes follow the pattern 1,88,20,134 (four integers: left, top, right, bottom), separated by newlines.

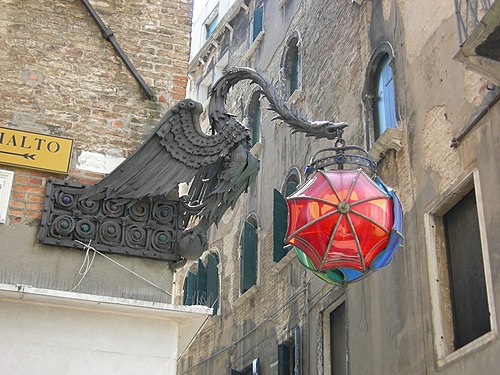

283,37,300,98
241,219,258,293
444,190,490,350
330,303,347,375
278,342,295,375
248,92,261,146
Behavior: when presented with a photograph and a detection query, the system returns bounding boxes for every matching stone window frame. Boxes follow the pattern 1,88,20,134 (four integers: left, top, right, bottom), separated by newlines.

424,169,497,367
362,42,403,160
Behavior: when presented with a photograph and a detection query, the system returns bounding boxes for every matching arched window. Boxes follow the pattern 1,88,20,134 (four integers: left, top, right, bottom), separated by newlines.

183,253,219,314
248,92,261,146
282,33,301,98
273,171,300,262
373,53,397,139
241,215,258,294
363,43,398,148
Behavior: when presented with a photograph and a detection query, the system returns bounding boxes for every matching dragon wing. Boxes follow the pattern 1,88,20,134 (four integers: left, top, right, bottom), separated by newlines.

82,99,248,200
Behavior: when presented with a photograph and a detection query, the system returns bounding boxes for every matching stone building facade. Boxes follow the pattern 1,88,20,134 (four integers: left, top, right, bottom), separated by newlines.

0,1,211,374
176,0,500,374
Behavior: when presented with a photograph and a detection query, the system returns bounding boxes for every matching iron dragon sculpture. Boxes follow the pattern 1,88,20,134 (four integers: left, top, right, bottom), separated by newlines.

38,68,348,266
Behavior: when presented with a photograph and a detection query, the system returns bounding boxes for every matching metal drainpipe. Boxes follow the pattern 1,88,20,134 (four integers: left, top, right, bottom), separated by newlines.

79,0,156,100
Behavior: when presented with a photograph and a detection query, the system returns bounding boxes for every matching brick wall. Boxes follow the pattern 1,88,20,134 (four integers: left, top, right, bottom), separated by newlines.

0,0,192,225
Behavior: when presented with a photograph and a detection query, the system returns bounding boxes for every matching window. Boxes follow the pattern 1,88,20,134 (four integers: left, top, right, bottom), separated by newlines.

323,302,347,375
248,92,261,146
363,43,400,151
241,216,258,294
425,171,496,365
198,74,213,103
252,5,264,42
273,173,299,262
204,8,219,40
183,253,219,314
232,358,260,375
282,33,301,99
206,15,219,39
277,328,300,375
373,53,397,139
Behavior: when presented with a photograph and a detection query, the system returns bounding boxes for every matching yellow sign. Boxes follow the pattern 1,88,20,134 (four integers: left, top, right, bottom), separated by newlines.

0,127,73,174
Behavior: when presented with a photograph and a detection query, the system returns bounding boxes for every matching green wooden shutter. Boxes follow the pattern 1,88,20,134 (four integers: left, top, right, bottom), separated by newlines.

278,344,291,375
231,370,243,375
290,47,300,93
183,271,196,305
273,188,288,262
206,254,219,314
286,180,298,196
242,221,257,293
197,259,207,305
253,6,263,41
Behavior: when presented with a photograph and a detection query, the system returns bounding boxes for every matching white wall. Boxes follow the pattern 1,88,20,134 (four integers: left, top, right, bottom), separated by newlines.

0,285,211,375
191,0,239,59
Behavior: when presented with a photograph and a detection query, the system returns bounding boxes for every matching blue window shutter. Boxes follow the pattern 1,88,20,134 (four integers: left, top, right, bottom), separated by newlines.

206,14,219,39
253,6,263,41
197,259,207,305
206,254,219,314
373,54,396,140
273,188,288,262
242,221,257,293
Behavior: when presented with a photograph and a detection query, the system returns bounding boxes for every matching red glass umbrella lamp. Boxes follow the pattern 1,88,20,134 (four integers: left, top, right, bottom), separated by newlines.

286,145,403,286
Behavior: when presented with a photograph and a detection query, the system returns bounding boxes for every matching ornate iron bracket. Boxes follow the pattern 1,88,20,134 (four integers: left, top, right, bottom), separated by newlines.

38,68,349,264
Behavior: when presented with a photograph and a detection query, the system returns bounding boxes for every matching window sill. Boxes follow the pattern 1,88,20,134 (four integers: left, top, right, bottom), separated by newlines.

244,30,265,61
437,331,497,369
273,248,296,273
368,127,403,162
233,284,259,308
287,89,302,106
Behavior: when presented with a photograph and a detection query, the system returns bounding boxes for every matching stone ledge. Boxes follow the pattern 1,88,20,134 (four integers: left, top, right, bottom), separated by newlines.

244,30,266,61
368,127,404,162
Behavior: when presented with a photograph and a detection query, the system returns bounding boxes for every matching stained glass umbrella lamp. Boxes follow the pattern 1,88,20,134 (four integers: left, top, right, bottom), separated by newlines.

286,146,403,286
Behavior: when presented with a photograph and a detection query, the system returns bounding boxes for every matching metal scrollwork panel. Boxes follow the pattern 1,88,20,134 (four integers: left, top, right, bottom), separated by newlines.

38,180,182,262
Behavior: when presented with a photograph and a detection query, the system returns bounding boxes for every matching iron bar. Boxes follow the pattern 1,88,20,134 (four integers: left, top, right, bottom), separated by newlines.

454,0,493,46
78,0,155,100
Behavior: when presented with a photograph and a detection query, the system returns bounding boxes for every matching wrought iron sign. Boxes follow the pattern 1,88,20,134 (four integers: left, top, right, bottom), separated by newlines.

39,68,402,278
39,180,180,261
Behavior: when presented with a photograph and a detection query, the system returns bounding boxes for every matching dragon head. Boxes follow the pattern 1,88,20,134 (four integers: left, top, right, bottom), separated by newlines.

308,121,348,140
